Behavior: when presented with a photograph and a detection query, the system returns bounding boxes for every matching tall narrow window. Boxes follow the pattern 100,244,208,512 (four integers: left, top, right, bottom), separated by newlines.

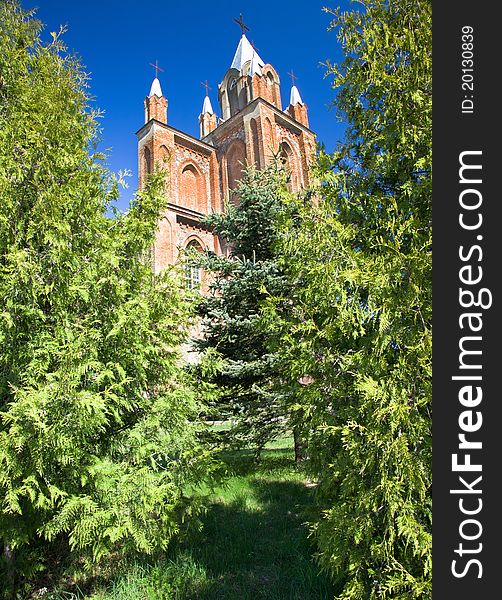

279,141,297,192
144,146,152,176
184,240,203,290
185,263,201,290
226,140,246,204
250,118,260,168
228,78,239,116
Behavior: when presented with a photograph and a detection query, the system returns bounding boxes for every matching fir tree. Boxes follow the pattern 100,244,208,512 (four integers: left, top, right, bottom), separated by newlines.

194,165,301,458
0,2,211,590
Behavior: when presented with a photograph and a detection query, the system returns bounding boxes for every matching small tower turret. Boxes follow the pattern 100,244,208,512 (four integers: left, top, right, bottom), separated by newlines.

144,61,168,124
199,81,217,138
144,77,168,124
286,71,308,128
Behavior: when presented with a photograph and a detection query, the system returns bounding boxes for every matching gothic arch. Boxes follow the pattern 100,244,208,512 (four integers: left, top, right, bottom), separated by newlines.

158,145,170,192
219,68,241,120
279,140,300,192
184,236,205,251
228,77,239,117
250,118,260,168
184,237,204,290
262,65,281,107
178,161,207,213
263,117,274,162
226,139,247,203
158,144,170,165
143,146,152,177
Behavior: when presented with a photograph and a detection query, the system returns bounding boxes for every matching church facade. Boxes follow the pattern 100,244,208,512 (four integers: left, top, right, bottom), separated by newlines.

136,31,316,277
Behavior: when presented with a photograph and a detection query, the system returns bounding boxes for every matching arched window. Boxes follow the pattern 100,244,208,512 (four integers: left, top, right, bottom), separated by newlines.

263,68,280,107
143,146,152,176
226,140,246,204
184,239,203,290
158,145,170,192
228,78,239,116
279,141,292,167
159,144,170,165
263,117,274,161
279,141,297,192
250,119,260,168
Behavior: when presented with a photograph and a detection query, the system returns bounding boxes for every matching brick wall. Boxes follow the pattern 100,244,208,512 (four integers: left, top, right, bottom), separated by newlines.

137,74,316,280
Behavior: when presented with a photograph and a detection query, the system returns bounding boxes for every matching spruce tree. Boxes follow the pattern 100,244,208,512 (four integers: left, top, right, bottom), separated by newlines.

270,0,432,597
194,165,297,457
0,2,210,589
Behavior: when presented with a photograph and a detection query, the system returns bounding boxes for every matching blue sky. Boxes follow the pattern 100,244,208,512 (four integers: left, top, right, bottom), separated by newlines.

25,1,351,212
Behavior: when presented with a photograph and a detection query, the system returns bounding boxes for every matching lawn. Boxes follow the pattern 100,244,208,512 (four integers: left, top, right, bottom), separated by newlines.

54,435,336,599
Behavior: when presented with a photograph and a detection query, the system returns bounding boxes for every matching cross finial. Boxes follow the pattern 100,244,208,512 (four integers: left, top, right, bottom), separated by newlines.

149,60,164,79
287,69,298,86
233,14,249,36
201,80,211,96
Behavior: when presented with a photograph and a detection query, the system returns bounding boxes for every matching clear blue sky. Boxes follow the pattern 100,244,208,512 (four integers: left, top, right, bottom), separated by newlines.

24,1,350,212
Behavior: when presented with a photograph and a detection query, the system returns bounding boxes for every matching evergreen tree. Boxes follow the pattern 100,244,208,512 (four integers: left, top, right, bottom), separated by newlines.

0,2,211,590
270,0,432,597
194,165,299,458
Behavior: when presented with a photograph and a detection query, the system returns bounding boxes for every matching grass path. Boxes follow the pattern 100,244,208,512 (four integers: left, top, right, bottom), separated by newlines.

79,440,336,599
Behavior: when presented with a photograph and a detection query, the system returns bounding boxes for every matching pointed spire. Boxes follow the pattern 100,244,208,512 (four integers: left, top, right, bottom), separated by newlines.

289,84,303,106
249,40,262,77
249,53,262,77
230,34,264,73
149,77,163,98
287,70,302,106
199,86,217,138
202,94,214,115
200,80,214,115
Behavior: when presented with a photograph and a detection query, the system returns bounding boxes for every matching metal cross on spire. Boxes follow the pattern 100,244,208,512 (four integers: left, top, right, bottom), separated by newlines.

149,60,164,79
233,14,250,36
201,80,211,96
287,69,298,86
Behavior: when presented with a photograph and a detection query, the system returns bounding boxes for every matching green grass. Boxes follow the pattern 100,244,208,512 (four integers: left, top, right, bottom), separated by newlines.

42,435,336,600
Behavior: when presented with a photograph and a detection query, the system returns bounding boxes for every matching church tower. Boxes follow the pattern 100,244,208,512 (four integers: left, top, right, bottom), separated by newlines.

137,19,316,277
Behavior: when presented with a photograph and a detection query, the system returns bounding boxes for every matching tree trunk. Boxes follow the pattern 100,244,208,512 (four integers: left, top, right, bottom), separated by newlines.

3,543,16,597
293,427,306,462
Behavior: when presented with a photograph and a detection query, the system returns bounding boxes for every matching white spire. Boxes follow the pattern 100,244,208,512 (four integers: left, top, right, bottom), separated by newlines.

289,84,303,106
230,34,264,73
202,94,214,115
149,77,163,98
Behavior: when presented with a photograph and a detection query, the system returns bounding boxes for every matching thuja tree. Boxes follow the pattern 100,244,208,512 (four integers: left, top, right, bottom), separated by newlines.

0,1,210,588
269,0,432,598
194,165,303,458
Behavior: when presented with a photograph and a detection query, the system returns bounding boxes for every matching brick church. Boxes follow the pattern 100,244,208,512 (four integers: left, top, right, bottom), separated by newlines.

136,24,316,279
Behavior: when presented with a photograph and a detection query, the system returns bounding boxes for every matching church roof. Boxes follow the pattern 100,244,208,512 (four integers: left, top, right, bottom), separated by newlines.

202,94,214,115
249,50,263,77
230,34,265,72
149,77,163,98
289,84,303,106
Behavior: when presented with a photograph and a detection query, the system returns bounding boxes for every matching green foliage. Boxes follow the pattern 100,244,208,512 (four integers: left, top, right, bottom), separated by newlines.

64,438,337,600
268,0,432,598
194,166,293,454
0,1,211,589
